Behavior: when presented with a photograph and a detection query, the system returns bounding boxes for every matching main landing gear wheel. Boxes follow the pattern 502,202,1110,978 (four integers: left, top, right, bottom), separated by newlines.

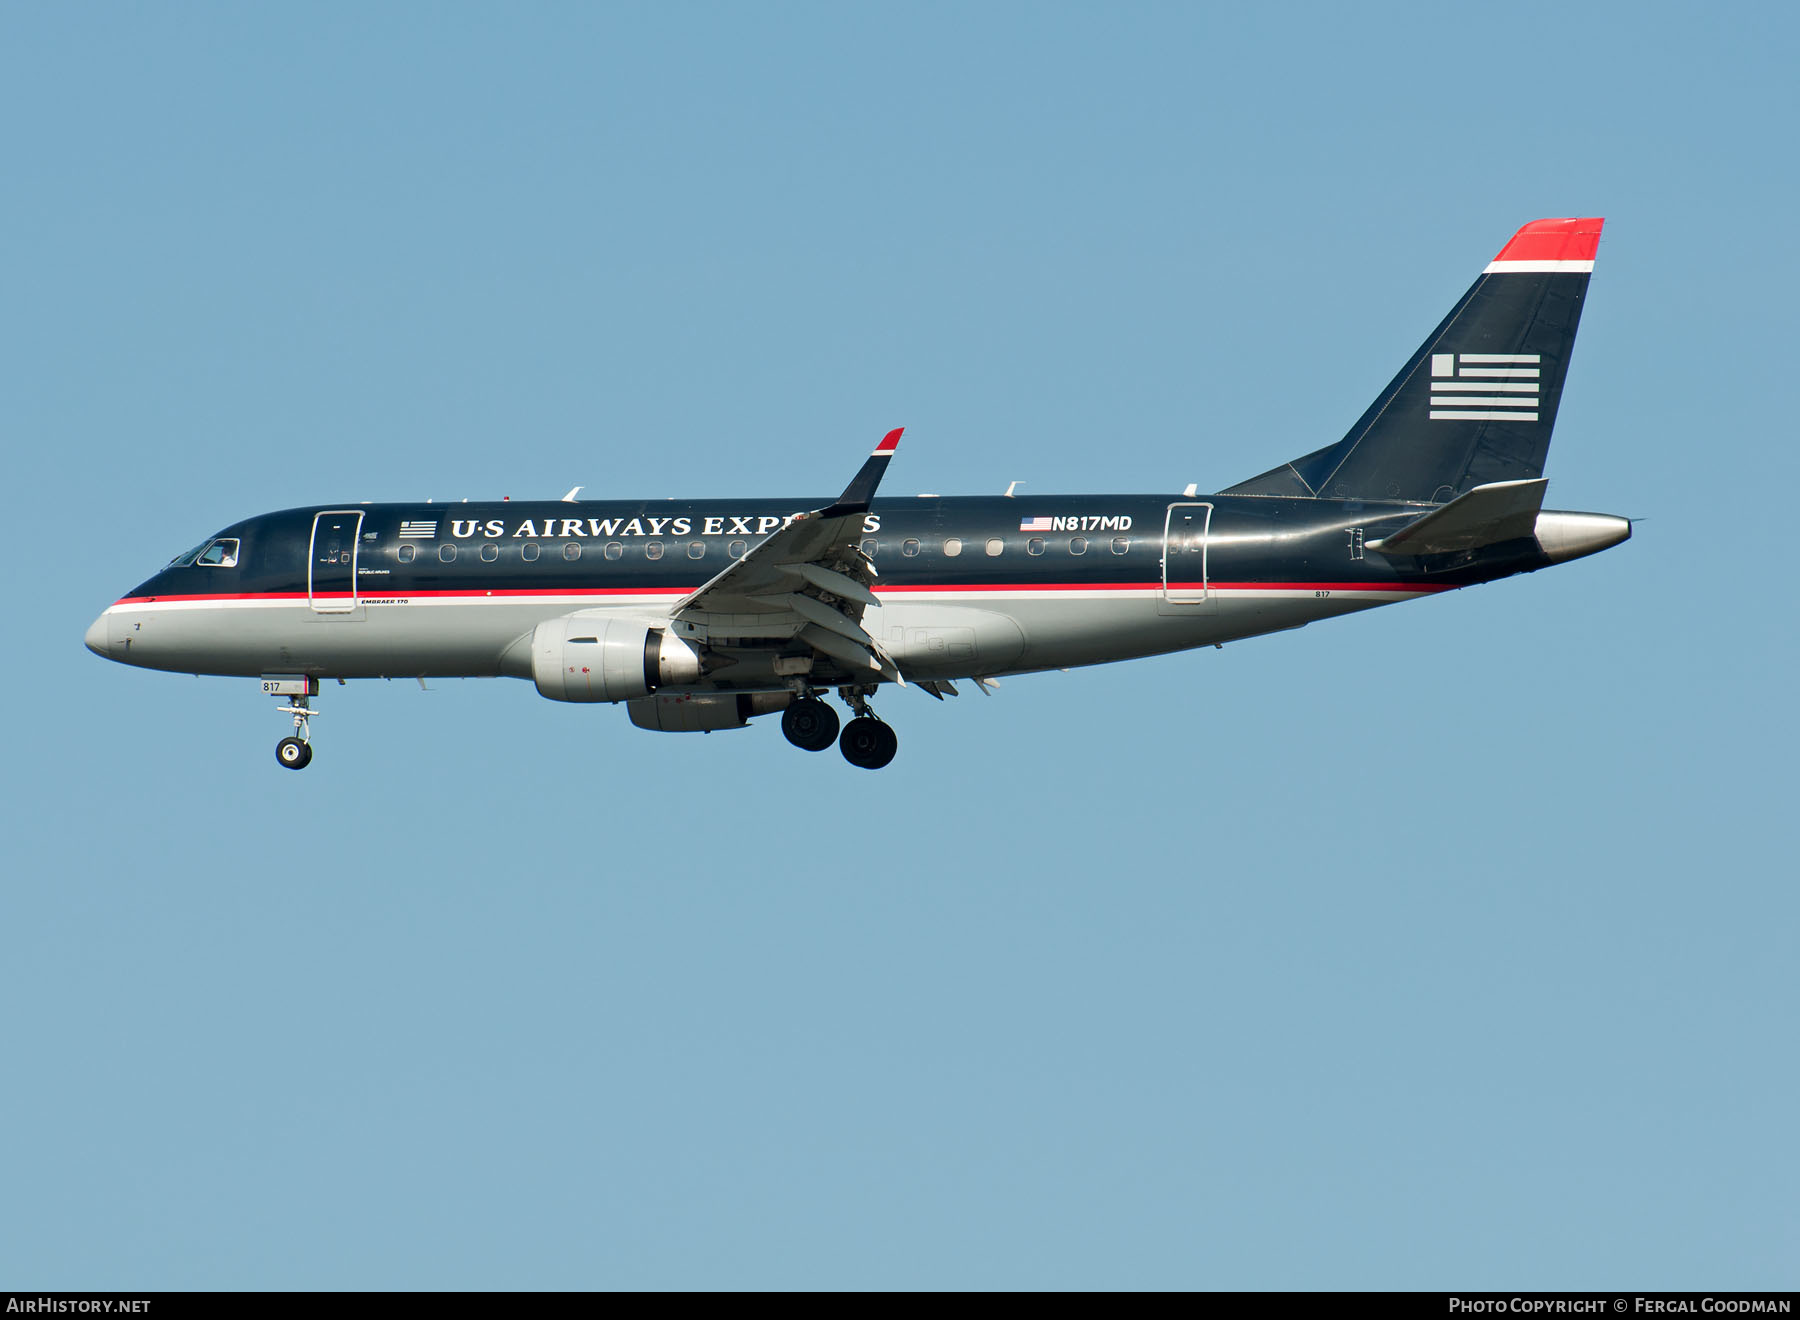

839,717,897,770
276,737,312,770
781,697,840,752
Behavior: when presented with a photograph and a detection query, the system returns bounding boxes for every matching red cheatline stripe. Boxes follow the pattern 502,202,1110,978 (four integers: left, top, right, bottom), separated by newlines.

114,587,686,604
115,580,1450,607
1491,217,1604,264
874,581,1448,594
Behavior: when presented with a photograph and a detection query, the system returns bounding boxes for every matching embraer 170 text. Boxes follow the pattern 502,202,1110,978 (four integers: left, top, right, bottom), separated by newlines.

87,218,1629,770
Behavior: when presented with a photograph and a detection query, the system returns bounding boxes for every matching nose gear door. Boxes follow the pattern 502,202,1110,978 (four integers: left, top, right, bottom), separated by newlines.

308,511,366,615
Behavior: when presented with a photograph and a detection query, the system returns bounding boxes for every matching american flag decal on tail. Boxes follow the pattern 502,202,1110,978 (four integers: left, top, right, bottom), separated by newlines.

1429,353,1540,422
398,520,438,539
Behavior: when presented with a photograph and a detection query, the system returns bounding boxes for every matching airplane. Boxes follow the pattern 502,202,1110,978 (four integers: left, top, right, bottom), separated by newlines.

85,217,1628,771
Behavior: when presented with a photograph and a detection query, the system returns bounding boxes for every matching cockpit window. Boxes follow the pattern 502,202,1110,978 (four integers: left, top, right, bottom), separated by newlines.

194,539,240,567
167,542,208,568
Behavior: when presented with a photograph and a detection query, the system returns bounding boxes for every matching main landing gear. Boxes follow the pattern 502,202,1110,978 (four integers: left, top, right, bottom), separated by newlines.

780,696,840,752
838,716,897,770
781,686,897,769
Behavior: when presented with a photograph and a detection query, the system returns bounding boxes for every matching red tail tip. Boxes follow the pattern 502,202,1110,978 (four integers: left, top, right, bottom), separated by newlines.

1493,217,1605,264
875,427,903,453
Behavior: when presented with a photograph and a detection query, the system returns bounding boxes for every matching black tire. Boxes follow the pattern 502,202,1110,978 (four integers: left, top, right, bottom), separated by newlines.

276,737,310,770
838,717,898,770
781,697,840,752
296,741,313,768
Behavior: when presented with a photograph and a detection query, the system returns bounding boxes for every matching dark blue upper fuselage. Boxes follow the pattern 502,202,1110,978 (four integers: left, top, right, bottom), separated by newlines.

118,492,1551,603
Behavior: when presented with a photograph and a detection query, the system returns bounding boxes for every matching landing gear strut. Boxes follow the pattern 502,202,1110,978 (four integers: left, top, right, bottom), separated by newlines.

836,686,898,770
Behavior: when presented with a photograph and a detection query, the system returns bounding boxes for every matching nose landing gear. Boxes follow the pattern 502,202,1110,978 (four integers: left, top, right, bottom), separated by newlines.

263,675,319,771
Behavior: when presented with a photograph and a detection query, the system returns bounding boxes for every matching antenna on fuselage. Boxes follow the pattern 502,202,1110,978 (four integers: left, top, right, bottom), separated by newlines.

562,486,582,502
1004,481,1024,497
1183,483,1198,497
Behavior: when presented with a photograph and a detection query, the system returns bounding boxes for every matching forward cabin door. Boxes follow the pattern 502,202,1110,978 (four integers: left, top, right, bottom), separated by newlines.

1159,502,1214,614
308,511,366,616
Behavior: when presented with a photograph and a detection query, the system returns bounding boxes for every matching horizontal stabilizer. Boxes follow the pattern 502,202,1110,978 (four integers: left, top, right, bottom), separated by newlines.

1366,479,1547,556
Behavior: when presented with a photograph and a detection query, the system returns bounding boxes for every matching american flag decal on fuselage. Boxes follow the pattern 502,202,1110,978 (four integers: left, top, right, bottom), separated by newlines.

1429,353,1539,423
1019,516,1053,532
398,520,438,538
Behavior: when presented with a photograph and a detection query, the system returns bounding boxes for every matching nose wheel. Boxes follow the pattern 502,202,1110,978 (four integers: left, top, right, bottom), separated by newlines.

264,675,320,770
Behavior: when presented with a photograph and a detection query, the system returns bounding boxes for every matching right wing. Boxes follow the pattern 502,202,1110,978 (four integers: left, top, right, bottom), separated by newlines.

665,429,906,683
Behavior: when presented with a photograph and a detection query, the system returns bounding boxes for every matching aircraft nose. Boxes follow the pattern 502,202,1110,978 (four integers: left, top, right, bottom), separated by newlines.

84,611,110,657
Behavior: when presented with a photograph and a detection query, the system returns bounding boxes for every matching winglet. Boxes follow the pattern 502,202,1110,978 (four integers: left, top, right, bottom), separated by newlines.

823,427,903,516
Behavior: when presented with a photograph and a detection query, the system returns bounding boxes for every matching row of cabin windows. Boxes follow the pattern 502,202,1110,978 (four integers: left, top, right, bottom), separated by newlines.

871,536,1130,558
395,539,752,565
394,534,1133,565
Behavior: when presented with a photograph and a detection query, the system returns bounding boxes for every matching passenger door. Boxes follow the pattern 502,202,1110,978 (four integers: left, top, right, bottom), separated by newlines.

308,511,365,616
1159,502,1214,614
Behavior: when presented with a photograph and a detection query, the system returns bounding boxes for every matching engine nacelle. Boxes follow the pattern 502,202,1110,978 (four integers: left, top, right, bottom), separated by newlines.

628,691,791,733
531,614,702,703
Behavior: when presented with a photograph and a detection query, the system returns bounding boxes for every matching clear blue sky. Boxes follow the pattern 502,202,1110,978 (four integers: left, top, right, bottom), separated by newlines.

4,1,1794,1290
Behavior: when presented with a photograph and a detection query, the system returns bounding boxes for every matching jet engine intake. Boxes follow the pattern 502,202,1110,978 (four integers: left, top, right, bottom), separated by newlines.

531,615,703,703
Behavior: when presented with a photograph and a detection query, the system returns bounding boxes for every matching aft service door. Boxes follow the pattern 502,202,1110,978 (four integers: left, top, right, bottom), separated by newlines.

1160,502,1213,611
308,511,365,614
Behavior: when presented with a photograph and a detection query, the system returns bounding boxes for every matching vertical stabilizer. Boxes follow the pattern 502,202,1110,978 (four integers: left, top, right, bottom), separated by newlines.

1226,218,1603,504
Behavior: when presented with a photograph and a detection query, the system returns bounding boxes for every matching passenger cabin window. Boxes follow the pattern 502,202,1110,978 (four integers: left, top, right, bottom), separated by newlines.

521,541,540,562
195,539,240,567
563,542,581,561
480,543,498,562
1111,536,1130,555
861,538,878,557
1026,538,1044,556
1070,537,1087,555
728,539,747,559
646,541,664,560
985,538,1004,557
943,538,962,557
604,542,624,561
687,541,705,559
397,544,416,564
902,539,920,557
439,543,457,563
